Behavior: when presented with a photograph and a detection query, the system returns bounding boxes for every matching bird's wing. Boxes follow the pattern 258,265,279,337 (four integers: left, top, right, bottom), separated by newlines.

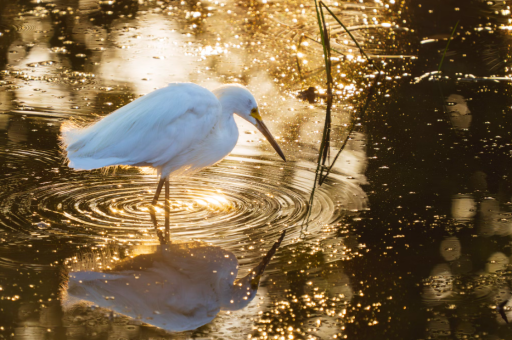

108,252,163,272
63,83,221,170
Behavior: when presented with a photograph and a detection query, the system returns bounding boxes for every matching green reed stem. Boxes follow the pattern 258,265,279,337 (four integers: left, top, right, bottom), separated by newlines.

301,0,332,233
319,72,381,185
319,3,333,167
304,36,345,56
438,20,459,72
320,2,380,71
302,0,381,233
295,35,304,82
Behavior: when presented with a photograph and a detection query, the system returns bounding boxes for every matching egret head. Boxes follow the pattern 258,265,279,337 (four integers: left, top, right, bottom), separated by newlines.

212,84,286,161
220,270,260,311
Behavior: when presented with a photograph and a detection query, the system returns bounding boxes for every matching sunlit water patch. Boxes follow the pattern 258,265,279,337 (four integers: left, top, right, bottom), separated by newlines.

0,147,367,256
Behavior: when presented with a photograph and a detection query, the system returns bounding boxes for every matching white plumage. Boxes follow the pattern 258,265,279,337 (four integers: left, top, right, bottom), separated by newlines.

61,82,285,242
64,232,285,332
62,83,284,177
66,244,241,332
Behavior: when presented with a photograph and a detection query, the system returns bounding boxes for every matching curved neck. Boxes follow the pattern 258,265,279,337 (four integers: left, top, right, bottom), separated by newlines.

215,106,236,134
220,273,257,311
219,97,237,118
212,87,240,118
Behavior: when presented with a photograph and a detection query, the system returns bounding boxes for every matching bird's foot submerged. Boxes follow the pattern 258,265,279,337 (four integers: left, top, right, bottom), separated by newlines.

149,205,169,245
149,177,171,245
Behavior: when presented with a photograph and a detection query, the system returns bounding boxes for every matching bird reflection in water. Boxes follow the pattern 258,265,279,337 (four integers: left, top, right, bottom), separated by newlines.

64,231,285,333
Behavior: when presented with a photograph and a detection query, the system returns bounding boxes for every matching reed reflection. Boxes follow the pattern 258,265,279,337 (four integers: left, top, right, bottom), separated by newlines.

64,232,285,333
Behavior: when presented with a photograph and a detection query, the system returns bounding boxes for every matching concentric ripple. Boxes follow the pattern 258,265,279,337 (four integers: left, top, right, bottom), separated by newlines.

0,147,368,254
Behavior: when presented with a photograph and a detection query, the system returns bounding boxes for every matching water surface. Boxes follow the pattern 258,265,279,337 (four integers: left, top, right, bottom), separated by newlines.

0,0,512,339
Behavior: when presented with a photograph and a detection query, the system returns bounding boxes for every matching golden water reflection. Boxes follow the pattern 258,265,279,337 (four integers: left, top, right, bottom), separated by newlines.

1,0,512,339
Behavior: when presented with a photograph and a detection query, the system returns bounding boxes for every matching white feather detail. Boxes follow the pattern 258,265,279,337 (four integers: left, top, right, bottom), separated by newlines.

61,83,221,176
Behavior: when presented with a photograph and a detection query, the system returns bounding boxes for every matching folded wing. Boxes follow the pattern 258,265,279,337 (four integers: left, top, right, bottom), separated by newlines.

62,83,220,171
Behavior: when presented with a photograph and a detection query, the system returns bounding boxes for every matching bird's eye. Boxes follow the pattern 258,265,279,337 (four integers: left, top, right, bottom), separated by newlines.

250,108,261,121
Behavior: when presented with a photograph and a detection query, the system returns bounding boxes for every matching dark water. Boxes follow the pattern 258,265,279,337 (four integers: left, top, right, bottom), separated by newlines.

0,0,512,339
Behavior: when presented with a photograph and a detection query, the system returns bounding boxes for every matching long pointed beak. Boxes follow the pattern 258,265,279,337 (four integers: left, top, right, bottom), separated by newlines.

252,230,286,278
255,120,286,161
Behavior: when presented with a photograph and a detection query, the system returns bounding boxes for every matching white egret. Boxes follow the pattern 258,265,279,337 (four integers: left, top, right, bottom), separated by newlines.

64,231,285,332
61,83,286,240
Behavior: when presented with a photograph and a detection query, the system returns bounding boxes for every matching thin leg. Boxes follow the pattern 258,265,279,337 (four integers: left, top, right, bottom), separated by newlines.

150,178,166,244
152,178,165,205
164,177,170,243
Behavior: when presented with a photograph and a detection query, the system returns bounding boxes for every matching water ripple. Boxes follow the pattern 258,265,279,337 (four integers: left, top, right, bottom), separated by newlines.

0,149,368,255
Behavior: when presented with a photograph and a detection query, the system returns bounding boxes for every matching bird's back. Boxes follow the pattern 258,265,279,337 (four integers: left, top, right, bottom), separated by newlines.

65,243,240,331
61,83,221,174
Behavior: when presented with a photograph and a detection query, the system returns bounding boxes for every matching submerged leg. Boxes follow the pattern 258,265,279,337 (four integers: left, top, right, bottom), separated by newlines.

150,178,166,244
164,177,170,243
152,178,165,205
